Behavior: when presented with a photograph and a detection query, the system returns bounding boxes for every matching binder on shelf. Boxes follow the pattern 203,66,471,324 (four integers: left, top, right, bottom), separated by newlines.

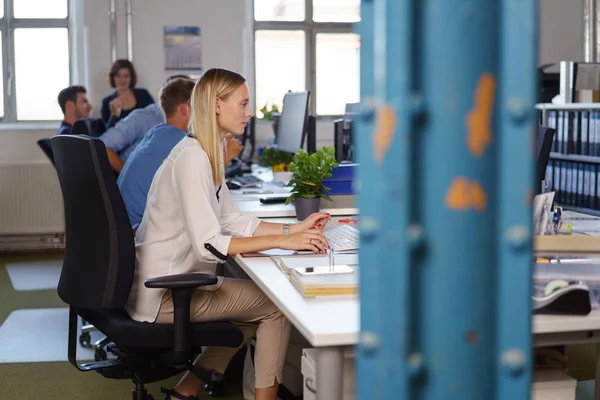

581,111,590,155
594,111,600,156
579,163,585,207
573,112,580,155
567,112,574,154
548,111,558,152
558,111,565,153
584,164,591,208
559,161,567,204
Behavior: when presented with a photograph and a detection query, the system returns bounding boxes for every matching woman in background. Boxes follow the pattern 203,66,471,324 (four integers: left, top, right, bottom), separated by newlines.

101,59,154,127
127,68,330,400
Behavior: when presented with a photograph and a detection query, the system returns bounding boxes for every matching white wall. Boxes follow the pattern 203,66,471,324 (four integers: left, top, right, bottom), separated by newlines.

539,0,585,68
0,0,590,164
84,0,249,117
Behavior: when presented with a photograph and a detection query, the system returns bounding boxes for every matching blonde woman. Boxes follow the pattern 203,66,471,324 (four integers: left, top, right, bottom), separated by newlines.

126,68,330,400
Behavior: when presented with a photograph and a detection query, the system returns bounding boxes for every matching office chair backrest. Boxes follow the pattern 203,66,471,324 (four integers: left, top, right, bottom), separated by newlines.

71,118,107,138
536,125,556,193
37,138,55,166
51,135,135,309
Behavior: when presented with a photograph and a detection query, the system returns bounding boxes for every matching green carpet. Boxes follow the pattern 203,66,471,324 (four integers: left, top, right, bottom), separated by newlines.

0,251,244,399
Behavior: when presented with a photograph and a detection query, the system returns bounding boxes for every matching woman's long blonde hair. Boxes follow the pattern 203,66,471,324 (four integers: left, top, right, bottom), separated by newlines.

189,68,246,185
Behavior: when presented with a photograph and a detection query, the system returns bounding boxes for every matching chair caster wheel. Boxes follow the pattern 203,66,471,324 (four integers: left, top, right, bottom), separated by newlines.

205,381,225,397
94,348,107,361
79,332,91,347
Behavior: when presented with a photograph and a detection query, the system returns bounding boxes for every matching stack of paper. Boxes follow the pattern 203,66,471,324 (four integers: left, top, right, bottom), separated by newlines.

274,254,359,297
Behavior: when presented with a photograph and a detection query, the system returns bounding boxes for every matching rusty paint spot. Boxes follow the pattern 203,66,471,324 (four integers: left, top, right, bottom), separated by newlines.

466,330,479,345
466,73,496,158
445,177,488,212
470,181,487,213
373,103,397,163
445,177,472,211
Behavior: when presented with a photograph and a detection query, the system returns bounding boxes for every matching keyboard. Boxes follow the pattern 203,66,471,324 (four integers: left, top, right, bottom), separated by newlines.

324,224,359,252
230,175,263,188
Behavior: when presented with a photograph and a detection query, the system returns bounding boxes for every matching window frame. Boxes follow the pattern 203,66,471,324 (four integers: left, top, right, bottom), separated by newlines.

253,0,357,117
0,0,71,123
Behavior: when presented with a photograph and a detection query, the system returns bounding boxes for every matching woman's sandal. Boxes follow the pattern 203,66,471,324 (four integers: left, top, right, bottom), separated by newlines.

160,387,198,400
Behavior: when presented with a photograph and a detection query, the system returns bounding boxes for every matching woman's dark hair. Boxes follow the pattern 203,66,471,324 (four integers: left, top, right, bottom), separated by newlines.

108,59,137,88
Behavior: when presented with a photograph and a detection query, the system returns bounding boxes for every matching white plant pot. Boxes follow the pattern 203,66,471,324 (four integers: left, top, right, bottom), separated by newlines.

273,171,293,183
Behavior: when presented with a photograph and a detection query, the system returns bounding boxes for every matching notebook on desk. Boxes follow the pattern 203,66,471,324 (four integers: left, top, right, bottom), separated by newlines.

273,254,359,297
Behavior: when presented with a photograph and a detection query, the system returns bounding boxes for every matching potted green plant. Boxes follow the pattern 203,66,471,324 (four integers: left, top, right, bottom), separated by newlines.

259,147,295,182
259,147,294,171
285,146,339,220
259,103,279,121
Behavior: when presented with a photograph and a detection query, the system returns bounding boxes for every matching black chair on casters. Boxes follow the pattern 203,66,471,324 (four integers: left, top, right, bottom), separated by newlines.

51,135,243,399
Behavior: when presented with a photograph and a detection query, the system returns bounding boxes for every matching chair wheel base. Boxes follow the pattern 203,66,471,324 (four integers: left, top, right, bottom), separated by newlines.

94,348,107,361
204,381,225,397
79,332,91,347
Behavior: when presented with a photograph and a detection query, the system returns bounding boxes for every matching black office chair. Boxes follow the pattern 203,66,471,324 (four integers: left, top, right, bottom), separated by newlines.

51,135,243,399
71,117,107,137
37,138,55,166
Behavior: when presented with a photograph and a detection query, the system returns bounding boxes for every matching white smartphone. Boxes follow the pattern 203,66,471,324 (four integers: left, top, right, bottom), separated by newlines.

294,265,354,276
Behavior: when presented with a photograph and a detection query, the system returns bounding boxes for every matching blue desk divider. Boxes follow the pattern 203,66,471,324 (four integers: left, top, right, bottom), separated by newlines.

356,1,536,399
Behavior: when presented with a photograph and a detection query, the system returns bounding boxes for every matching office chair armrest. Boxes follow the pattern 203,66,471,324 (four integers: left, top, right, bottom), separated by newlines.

144,273,218,366
144,273,218,289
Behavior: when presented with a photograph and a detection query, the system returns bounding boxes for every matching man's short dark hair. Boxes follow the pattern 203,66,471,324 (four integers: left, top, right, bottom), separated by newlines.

57,86,87,114
160,78,195,117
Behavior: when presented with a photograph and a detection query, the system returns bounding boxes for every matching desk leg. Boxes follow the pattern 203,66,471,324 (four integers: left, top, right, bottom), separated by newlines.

595,344,600,400
316,347,343,400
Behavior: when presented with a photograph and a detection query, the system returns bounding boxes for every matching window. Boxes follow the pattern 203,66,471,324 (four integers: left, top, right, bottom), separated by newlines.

254,0,360,116
1,0,70,122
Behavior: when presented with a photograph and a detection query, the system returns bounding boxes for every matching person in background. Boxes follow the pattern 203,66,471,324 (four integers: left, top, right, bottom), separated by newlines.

56,86,92,135
99,75,191,173
127,68,330,400
117,77,196,228
101,59,154,127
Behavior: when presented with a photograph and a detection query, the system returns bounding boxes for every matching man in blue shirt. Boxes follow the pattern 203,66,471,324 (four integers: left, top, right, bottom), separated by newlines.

100,103,165,173
56,86,92,135
117,77,196,227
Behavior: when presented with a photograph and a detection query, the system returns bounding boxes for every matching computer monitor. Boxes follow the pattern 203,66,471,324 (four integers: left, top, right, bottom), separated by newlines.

333,103,357,162
276,91,311,154
345,103,359,114
536,125,556,194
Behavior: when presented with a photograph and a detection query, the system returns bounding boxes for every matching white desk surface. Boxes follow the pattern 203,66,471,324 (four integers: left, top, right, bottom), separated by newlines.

234,254,359,347
534,310,600,334
234,254,600,348
236,201,357,219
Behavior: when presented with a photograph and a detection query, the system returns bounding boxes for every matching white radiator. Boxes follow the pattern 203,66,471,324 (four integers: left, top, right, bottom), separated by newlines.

0,161,65,239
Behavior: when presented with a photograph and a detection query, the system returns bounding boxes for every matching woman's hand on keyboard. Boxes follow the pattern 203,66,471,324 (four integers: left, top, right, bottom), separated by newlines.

293,212,331,233
278,231,330,254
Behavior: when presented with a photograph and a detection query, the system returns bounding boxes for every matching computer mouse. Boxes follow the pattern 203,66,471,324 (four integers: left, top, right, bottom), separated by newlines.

226,180,241,190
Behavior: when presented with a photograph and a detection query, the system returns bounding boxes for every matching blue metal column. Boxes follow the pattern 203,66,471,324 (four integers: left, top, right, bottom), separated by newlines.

356,0,537,399
496,0,537,398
